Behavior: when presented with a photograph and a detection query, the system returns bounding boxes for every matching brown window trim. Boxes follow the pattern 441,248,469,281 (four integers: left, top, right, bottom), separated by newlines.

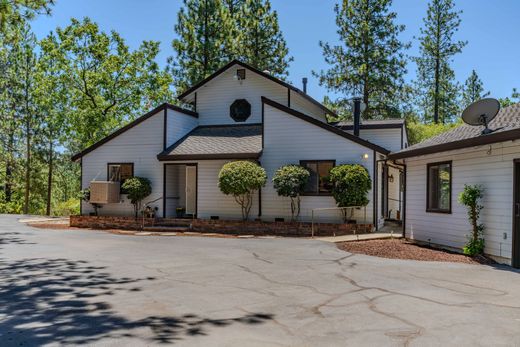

300,160,336,196
107,163,134,193
426,160,452,214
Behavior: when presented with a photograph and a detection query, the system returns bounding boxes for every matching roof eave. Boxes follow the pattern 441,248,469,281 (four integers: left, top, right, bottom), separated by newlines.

70,103,198,162
177,59,338,118
388,128,520,160
157,151,262,161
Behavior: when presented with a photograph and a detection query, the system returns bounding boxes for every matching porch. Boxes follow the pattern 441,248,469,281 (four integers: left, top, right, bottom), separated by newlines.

163,163,197,218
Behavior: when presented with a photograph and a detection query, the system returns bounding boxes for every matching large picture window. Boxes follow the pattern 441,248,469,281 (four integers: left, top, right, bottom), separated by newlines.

427,161,452,213
107,163,134,193
300,160,335,195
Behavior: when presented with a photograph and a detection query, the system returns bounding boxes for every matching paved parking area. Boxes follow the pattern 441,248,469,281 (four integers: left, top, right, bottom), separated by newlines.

1,214,520,346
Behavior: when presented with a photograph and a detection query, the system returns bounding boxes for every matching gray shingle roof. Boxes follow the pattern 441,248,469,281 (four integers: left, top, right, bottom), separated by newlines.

389,103,520,159
158,124,262,160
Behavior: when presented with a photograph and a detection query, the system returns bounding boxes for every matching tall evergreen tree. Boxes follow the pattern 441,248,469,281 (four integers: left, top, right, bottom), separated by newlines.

169,0,229,92
414,0,466,124
314,0,409,119
234,0,292,78
462,69,489,108
170,0,292,92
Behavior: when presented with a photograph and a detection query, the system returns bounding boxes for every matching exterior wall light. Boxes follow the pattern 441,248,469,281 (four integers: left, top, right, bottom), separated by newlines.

362,153,369,160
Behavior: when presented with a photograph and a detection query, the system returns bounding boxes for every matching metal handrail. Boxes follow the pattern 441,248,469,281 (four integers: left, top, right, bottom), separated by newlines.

141,197,163,230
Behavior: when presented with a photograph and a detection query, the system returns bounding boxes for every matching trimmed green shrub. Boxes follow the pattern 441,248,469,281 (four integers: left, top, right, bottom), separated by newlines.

329,164,372,222
218,161,267,220
458,184,485,256
122,177,152,218
272,165,310,221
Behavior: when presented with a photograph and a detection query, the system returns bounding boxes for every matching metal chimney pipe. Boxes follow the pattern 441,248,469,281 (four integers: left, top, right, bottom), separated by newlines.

302,77,308,94
353,97,361,136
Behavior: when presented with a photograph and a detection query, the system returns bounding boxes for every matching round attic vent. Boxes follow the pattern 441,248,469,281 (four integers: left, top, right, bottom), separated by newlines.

230,99,251,122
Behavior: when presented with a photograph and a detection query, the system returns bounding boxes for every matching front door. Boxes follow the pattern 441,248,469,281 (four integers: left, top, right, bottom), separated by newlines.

513,161,520,268
185,165,197,216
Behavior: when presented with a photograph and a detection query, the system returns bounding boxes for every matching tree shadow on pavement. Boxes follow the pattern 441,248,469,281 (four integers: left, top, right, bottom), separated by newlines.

0,257,273,345
0,232,36,247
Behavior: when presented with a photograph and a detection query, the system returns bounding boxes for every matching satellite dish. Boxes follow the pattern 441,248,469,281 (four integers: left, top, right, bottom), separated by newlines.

461,98,500,135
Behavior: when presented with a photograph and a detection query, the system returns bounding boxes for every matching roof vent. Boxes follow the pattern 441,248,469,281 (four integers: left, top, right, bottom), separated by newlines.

302,77,308,94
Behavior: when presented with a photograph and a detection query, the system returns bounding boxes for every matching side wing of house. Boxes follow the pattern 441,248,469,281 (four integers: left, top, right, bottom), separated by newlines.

261,99,386,224
80,105,198,217
404,141,520,263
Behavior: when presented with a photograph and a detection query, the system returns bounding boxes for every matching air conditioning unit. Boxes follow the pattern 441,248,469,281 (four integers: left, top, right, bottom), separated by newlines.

89,181,120,204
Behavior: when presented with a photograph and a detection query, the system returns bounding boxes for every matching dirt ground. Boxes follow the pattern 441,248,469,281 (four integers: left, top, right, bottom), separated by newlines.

337,238,494,265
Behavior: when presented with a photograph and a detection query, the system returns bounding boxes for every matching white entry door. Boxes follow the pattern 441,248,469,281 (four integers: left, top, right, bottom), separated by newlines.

185,165,197,215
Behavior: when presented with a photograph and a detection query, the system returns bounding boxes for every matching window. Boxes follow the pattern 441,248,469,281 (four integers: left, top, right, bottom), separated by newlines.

107,163,134,193
236,68,246,80
426,161,452,213
300,160,335,195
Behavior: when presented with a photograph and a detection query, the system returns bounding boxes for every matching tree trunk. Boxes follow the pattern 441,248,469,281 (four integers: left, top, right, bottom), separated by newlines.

46,140,54,216
4,133,14,202
24,118,30,214
434,55,440,124
433,9,441,124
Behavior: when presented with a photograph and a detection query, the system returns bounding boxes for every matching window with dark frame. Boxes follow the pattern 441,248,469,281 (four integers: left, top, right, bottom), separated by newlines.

426,161,452,213
300,160,335,195
107,163,134,193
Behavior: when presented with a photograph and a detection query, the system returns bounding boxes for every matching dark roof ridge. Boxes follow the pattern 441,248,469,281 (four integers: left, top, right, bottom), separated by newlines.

177,59,338,118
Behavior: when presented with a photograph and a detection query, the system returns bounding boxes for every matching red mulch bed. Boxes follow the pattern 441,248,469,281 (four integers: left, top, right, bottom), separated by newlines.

338,238,495,265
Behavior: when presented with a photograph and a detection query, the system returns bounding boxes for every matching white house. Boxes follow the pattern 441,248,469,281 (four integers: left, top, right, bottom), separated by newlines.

72,60,406,228
388,104,520,267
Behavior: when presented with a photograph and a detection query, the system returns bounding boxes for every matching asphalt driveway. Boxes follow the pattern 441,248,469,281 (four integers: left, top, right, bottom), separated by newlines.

1,214,520,346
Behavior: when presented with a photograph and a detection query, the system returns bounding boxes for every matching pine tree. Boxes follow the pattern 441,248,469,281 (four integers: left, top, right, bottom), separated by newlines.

169,0,292,91
414,0,466,123
169,0,230,92
234,0,292,78
0,0,53,32
462,70,489,108
314,0,409,119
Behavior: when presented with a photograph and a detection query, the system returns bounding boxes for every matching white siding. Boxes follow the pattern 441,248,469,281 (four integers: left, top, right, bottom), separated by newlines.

195,67,287,125
166,108,198,147
289,90,328,121
196,160,259,219
81,110,165,217
404,141,520,263
262,104,376,223
345,128,403,152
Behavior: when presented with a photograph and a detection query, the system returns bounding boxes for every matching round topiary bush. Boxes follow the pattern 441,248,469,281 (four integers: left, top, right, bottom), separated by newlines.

272,165,310,221
329,164,372,222
121,177,152,218
218,161,267,220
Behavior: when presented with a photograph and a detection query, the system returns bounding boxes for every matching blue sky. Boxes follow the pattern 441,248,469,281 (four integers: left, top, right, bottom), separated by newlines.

30,0,520,102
